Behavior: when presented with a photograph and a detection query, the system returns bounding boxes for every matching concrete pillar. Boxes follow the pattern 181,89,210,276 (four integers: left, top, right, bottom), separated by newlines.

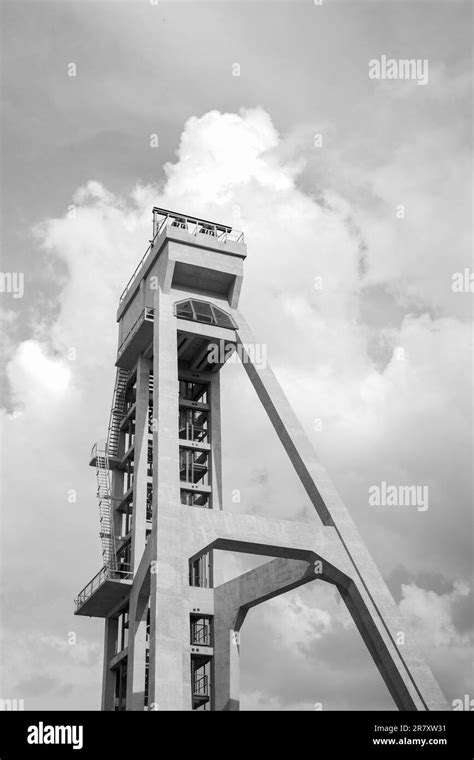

209,372,223,511
213,617,242,711
126,587,149,710
148,284,187,710
124,355,153,710
101,617,118,711
131,354,152,568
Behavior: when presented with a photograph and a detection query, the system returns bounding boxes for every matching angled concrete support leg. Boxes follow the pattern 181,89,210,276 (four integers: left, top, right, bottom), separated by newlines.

231,311,448,711
338,576,447,711
211,545,447,711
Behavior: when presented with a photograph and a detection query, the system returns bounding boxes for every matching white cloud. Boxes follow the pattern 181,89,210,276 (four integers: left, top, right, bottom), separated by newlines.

7,341,71,407
398,581,473,705
400,581,471,649
163,108,297,206
1,104,471,709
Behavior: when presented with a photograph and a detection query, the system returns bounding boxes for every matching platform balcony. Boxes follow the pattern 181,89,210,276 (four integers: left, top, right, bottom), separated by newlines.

116,307,155,369
74,562,133,618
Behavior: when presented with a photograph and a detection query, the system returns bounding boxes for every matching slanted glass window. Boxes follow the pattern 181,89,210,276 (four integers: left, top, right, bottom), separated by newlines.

176,300,194,320
175,299,237,330
212,308,234,329
193,300,214,324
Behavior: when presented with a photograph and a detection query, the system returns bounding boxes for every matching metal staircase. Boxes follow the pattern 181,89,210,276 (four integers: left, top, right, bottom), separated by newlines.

96,446,116,569
93,368,130,569
107,368,129,457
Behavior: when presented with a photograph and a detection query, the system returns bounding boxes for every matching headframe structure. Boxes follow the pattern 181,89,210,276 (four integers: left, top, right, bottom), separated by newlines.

75,208,447,711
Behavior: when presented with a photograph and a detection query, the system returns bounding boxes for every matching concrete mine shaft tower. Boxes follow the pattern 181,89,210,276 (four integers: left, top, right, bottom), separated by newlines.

75,208,447,711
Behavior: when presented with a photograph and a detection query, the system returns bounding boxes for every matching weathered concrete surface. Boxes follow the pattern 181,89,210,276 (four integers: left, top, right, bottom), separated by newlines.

126,590,148,710
117,223,246,321
101,617,118,711
183,508,347,569
147,285,188,710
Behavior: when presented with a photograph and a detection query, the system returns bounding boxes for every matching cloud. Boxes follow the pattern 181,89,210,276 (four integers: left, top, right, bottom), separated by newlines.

164,108,297,205
240,582,396,710
7,341,71,409
0,102,471,709
0,630,101,710
239,578,473,711
400,581,472,649
398,582,473,706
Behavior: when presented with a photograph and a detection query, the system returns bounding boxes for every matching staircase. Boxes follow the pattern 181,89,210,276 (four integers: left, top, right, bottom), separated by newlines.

107,368,129,457
96,446,116,569
93,368,130,569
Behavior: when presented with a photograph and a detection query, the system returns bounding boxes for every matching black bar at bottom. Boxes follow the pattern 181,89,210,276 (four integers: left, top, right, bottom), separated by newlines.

0,710,472,757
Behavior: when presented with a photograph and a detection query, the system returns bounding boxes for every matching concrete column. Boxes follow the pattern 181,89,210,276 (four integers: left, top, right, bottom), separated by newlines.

101,617,118,711
209,372,223,511
126,587,149,711
131,354,152,568
213,616,242,711
111,469,124,549
148,284,187,710
125,355,152,710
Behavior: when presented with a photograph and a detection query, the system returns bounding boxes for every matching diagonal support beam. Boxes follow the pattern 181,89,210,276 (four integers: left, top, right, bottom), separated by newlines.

216,557,314,623
226,311,448,711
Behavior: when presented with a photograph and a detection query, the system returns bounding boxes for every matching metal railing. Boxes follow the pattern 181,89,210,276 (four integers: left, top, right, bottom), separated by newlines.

193,674,209,697
117,307,155,358
191,622,211,647
119,212,244,304
156,213,244,245
74,562,133,610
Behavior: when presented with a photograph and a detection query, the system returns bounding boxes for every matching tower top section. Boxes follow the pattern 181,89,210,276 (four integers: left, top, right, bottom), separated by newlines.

118,207,246,319
152,207,244,242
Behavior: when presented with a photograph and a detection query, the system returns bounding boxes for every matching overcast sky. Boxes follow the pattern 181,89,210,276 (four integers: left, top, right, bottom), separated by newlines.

0,0,472,710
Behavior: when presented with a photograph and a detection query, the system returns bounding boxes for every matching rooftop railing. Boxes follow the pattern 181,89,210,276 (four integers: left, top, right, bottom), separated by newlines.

119,211,244,304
